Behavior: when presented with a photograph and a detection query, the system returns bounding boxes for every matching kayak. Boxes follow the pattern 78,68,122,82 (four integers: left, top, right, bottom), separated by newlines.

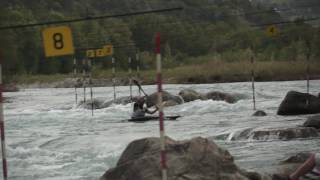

127,115,181,122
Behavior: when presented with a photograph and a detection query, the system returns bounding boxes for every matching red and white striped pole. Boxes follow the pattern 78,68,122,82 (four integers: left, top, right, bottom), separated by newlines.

0,51,8,180
156,32,167,180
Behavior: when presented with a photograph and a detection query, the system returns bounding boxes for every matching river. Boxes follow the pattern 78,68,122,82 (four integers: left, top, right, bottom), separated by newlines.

3,80,320,180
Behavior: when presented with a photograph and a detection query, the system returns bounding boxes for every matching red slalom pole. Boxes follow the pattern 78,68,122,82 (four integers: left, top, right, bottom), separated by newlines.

0,51,8,180
156,32,167,180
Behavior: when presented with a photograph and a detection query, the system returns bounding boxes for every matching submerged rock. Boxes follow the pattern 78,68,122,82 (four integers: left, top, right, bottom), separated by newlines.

205,91,237,104
303,115,320,129
277,91,320,115
251,127,319,141
178,89,204,102
145,91,184,107
101,136,261,180
221,127,318,141
78,96,139,109
4,84,19,92
252,110,267,116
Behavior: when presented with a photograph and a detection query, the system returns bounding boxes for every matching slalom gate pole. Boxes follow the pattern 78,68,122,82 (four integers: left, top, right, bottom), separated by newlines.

306,41,311,94
112,57,116,101
136,52,141,96
251,54,256,111
156,32,168,180
82,58,87,102
0,51,8,180
73,57,78,104
128,57,132,100
89,58,94,116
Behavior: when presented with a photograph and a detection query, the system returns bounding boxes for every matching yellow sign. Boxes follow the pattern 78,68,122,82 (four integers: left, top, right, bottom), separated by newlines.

86,50,95,58
42,26,74,57
103,45,113,56
96,49,105,57
266,25,279,37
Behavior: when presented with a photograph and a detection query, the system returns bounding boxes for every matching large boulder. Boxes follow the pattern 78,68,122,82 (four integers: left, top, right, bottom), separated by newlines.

303,115,320,129
205,91,237,104
277,91,320,115
101,137,261,180
145,91,184,108
178,89,204,102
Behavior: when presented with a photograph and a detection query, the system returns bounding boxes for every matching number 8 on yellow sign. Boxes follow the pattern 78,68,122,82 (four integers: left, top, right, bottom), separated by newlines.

42,26,75,57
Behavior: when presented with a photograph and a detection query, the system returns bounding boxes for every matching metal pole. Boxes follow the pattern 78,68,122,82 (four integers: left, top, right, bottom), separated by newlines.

73,57,78,104
306,41,311,94
128,57,132,100
82,58,86,102
88,58,94,116
112,57,116,101
0,51,8,180
156,33,167,180
251,54,256,111
136,52,141,96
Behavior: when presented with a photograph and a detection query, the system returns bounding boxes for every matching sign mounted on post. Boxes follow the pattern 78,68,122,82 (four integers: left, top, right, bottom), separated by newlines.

96,49,105,57
86,50,95,58
42,26,74,57
266,25,279,37
103,45,113,56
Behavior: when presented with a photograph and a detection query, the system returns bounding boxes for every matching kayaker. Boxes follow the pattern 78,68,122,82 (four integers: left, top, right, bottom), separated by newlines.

131,97,158,118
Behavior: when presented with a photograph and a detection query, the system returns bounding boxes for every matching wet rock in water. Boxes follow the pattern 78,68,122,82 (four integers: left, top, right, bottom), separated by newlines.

79,96,140,109
4,84,19,92
178,89,204,102
277,91,320,115
100,136,260,180
252,110,267,116
251,127,319,141
225,127,318,141
205,91,237,104
145,91,183,107
77,99,105,109
303,115,320,129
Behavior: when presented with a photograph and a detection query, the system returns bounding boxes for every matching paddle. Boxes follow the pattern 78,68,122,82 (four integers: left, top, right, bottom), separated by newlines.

132,79,148,97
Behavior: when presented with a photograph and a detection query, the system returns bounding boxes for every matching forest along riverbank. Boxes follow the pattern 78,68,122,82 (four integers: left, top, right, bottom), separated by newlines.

7,60,320,89
3,80,320,179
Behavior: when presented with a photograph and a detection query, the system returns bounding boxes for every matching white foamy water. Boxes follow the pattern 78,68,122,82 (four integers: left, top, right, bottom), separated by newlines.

3,80,320,179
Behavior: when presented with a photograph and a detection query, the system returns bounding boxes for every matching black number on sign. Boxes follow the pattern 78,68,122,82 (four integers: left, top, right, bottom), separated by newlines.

53,33,64,49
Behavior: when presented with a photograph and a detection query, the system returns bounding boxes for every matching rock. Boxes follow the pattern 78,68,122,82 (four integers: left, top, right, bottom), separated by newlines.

225,127,318,141
178,89,204,102
101,136,258,180
252,110,267,116
251,127,318,141
303,115,320,129
78,96,140,109
77,99,105,109
4,84,19,92
145,91,184,107
205,91,237,104
277,91,320,115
